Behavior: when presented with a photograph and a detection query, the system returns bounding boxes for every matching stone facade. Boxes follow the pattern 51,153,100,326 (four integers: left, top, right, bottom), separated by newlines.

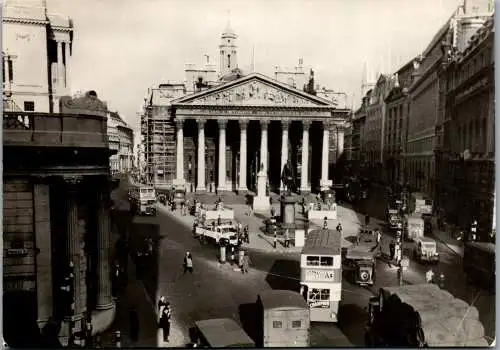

439,15,494,240
141,25,350,192
3,92,116,347
108,111,134,174
2,0,73,113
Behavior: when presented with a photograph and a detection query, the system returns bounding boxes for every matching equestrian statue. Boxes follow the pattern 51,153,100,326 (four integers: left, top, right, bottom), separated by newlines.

281,159,296,195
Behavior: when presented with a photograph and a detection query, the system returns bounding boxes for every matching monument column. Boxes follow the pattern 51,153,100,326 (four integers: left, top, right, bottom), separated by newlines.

175,118,184,183
300,120,311,193
196,119,206,192
238,120,248,193
321,121,330,188
96,187,114,311
217,119,228,192
260,120,269,174
280,120,290,191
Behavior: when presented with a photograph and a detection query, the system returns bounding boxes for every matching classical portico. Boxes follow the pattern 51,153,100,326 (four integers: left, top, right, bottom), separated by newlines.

170,73,349,194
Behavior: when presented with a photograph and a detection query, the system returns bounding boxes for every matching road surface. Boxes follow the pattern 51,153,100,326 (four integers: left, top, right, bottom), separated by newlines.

111,179,494,346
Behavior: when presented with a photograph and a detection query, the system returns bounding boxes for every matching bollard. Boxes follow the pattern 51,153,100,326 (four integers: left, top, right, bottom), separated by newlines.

114,330,121,348
219,245,226,264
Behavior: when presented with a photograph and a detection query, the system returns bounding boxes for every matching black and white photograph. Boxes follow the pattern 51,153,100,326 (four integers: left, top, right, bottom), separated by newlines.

2,0,496,347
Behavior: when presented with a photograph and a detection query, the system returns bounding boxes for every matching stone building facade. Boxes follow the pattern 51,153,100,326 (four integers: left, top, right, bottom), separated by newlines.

3,92,116,347
360,74,395,182
141,24,350,192
2,0,73,113
383,60,415,184
406,0,493,201
108,111,134,174
440,15,495,240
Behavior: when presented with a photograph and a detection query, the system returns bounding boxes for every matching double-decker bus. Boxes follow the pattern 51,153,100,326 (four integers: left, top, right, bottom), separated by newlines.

128,183,156,215
299,228,342,322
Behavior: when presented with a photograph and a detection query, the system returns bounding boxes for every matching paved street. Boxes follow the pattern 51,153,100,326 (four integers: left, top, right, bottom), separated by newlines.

354,183,495,342
109,179,494,346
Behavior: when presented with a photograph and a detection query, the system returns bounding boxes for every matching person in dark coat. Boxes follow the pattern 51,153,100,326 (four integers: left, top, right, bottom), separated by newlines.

159,303,172,342
129,309,139,343
184,252,193,274
389,240,395,261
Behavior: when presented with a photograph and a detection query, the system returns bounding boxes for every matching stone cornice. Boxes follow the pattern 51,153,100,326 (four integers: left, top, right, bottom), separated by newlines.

174,103,335,112
2,17,48,25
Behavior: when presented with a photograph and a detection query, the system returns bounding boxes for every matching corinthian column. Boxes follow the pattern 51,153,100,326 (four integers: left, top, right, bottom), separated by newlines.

321,121,330,188
280,120,290,191
300,121,311,193
96,187,113,310
57,41,64,91
175,119,184,182
64,177,85,321
238,120,248,193
260,120,269,174
217,119,227,192
197,119,206,192
336,125,345,160
64,41,71,90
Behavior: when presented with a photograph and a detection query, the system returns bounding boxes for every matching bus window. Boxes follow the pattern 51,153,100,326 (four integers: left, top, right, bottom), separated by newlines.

308,288,330,301
320,257,333,266
306,256,320,266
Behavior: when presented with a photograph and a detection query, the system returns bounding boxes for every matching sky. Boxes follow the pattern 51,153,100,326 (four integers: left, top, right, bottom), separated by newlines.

48,0,462,142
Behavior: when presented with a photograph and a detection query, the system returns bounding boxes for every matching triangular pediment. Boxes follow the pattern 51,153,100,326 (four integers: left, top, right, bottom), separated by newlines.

172,73,333,107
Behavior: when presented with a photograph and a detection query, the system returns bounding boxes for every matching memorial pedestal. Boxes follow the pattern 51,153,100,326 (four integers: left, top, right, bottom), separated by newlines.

252,170,270,213
280,194,298,233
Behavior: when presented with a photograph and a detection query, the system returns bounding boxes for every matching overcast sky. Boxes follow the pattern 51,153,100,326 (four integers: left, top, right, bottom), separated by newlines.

50,0,462,140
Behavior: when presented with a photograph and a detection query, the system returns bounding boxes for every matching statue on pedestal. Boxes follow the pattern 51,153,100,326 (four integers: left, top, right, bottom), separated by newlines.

281,159,296,196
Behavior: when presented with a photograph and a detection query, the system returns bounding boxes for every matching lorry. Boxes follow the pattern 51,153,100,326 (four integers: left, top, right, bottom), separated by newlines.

408,192,433,216
406,215,424,241
387,208,403,230
365,284,489,347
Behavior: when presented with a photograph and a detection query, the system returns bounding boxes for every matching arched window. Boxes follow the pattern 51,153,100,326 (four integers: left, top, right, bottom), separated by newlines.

227,54,231,68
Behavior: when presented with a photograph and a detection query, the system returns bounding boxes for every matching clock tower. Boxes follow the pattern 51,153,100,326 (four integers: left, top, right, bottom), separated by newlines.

219,20,238,77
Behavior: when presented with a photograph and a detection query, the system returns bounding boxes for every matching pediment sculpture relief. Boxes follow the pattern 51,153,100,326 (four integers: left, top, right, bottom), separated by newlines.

190,81,318,106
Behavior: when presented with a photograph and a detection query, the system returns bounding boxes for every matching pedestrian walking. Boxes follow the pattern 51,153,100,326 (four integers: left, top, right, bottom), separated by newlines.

158,296,167,316
376,230,381,245
270,206,275,218
159,303,172,342
284,229,290,248
273,230,277,249
244,225,249,243
184,252,193,274
129,309,139,343
389,240,395,261
241,253,250,274
336,223,343,235
323,217,328,229
230,246,235,265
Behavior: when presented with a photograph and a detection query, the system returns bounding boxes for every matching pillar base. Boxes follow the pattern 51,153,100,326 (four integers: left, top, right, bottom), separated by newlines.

91,302,116,335
300,187,311,194
237,187,248,195
196,187,207,193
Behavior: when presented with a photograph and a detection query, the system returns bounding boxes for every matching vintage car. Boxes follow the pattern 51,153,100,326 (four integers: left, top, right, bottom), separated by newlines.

355,229,378,252
356,257,376,286
387,209,403,230
412,236,439,263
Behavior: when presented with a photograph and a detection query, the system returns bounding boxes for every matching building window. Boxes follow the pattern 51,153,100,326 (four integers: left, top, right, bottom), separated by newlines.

24,101,35,111
227,54,231,68
291,320,302,328
273,321,282,329
320,256,334,266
